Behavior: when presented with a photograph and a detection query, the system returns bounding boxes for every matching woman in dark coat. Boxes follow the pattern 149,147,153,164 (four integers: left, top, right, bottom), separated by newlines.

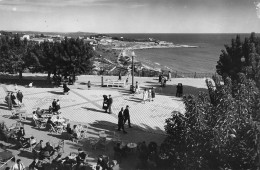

11,92,17,105
151,87,155,101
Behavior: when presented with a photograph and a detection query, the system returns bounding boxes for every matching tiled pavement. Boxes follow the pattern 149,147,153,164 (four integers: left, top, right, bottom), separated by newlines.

0,76,209,169
0,76,208,135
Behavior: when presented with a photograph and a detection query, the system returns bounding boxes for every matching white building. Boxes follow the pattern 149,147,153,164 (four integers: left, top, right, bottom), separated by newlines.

21,35,30,40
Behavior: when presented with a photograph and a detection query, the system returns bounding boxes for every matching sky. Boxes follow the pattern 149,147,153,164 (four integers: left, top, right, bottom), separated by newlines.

0,0,259,33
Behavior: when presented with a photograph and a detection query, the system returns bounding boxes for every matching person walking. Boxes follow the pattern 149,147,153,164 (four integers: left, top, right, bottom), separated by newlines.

11,92,17,106
142,89,148,104
123,105,132,128
16,90,23,107
118,107,127,133
151,87,155,101
108,95,113,114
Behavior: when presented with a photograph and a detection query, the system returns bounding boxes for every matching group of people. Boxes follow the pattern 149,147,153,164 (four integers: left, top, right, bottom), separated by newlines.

66,123,87,141
53,74,75,86
117,105,131,134
159,71,172,87
102,95,113,114
51,99,61,112
142,87,155,103
5,90,24,110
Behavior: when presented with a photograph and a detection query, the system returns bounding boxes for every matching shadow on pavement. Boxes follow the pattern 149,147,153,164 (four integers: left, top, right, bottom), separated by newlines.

0,79,54,88
81,107,106,114
48,91,64,95
145,84,208,97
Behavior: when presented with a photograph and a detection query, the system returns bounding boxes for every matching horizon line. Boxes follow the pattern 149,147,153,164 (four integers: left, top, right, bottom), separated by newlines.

0,30,258,35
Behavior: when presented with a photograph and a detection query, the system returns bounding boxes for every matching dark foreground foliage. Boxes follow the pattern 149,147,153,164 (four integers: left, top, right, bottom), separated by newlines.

162,33,260,170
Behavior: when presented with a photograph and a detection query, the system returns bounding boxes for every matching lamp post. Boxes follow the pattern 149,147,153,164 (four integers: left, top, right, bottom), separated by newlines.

131,51,136,93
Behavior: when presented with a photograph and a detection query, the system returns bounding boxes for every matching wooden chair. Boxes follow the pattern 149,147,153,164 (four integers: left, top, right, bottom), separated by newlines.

33,118,46,129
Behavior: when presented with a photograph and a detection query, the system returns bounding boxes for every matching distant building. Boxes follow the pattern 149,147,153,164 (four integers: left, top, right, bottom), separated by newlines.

30,38,44,44
99,38,113,45
158,41,173,45
21,35,30,40
83,39,97,45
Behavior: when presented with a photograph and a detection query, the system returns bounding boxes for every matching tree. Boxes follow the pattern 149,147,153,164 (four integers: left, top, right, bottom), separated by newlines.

162,33,260,169
216,32,260,82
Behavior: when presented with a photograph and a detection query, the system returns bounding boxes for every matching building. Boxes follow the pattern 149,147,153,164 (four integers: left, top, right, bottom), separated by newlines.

21,35,30,40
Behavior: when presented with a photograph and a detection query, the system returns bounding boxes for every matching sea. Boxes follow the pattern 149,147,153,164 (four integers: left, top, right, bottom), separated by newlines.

110,33,255,73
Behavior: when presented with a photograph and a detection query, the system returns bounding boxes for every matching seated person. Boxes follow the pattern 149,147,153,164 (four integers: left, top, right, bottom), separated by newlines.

66,123,72,134
16,127,25,141
63,156,76,167
97,155,109,170
52,153,63,169
34,140,43,151
46,117,57,128
41,142,55,157
71,125,80,139
20,136,36,148
48,106,53,113
76,148,87,166
29,158,43,170
35,108,43,118
33,112,45,125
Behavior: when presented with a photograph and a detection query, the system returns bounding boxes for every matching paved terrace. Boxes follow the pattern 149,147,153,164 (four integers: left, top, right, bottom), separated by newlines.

0,75,209,169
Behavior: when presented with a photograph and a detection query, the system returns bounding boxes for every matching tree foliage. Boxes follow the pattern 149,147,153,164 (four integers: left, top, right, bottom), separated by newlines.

0,34,95,79
163,33,260,170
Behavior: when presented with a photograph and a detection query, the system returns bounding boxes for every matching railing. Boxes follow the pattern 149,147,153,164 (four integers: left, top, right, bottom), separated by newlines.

103,69,215,78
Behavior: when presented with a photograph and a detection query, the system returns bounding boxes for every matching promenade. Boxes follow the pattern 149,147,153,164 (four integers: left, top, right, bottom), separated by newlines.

0,75,209,169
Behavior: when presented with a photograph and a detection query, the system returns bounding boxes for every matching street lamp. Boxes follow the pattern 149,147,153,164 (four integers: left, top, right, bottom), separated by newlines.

131,51,136,93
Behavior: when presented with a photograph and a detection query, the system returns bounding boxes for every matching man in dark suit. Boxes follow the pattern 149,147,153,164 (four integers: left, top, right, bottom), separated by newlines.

118,107,127,134
108,95,113,114
123,105,132,128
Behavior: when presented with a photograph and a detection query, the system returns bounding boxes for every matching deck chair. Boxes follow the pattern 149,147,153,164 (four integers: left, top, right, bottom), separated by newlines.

80,125,88,139
33,118,46,129
10,109,20,119
46,123,58,134
19,138,37,151
54,140,65,154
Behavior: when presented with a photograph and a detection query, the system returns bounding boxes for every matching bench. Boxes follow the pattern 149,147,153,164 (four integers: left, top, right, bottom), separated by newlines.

104,79,126,87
